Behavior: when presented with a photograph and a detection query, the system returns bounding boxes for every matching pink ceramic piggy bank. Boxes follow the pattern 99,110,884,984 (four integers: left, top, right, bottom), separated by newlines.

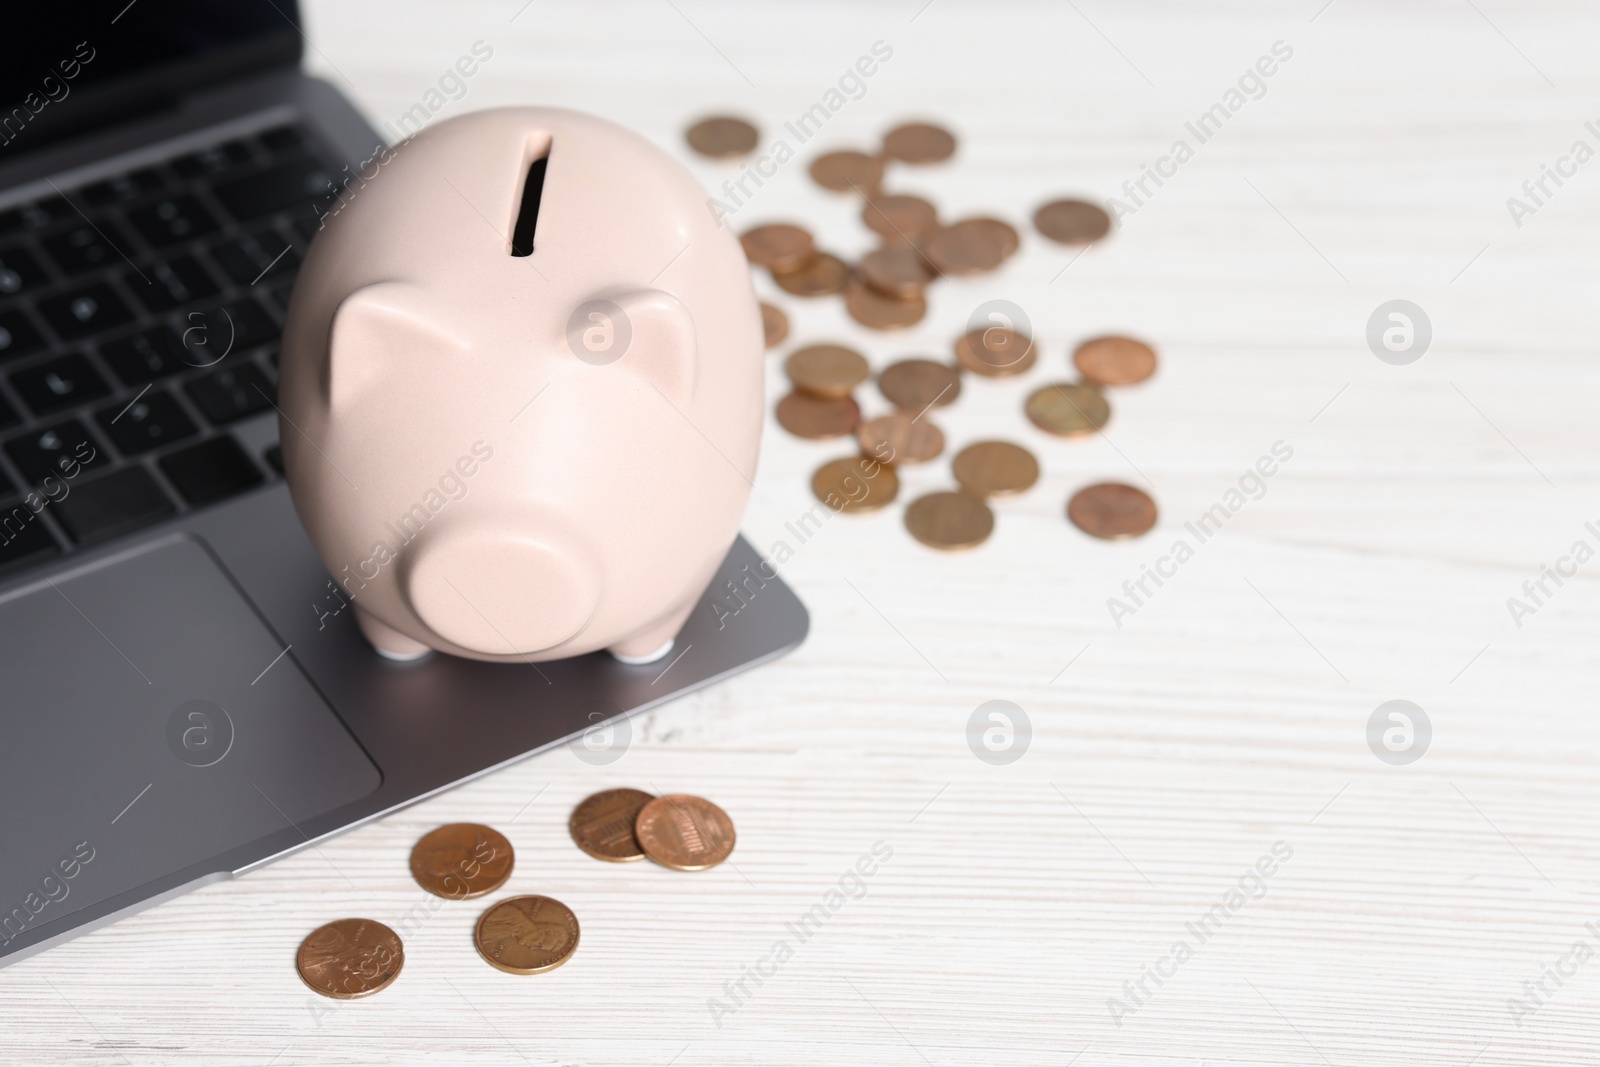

278,107,762,664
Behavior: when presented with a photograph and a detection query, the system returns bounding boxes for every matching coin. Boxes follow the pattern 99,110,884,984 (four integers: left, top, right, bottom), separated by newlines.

904,491,995,550
760,302,789,349
954,327,1036,377
776,391,861,439
569,788,655,862
856,411,945,465
740,224,814,273
474,895,580,975
409,823,515,900
879,359,961,411
812,456,900,512
952,441,1040,498
1033,199,1112,245
882,122,957,164
861,194,938,240
844,278,926,330
635,794,737,871
773,252,850,297
685,116,759,158
809,150,884,193
297,919,404,1000
963,217,1019,258
1025,382,1111,436
1073,336,1157,386
923,221,1006,275
786,344,870,399
1068,483,1158,540
859,246,934,300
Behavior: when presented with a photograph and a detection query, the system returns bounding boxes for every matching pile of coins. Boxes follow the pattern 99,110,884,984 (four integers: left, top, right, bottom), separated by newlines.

568,788,736,870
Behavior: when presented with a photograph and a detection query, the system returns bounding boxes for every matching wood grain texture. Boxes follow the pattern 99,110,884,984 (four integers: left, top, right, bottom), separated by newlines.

6,1,1600,1063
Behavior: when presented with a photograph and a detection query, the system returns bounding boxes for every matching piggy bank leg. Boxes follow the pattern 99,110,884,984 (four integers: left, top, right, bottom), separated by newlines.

608,600,697,665
355,604,433,662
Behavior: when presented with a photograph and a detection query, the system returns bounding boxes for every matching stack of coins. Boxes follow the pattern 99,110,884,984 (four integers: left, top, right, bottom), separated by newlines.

570,788,737,871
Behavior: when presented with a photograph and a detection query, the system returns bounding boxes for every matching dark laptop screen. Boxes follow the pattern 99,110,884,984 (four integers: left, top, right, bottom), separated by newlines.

2,0,302,154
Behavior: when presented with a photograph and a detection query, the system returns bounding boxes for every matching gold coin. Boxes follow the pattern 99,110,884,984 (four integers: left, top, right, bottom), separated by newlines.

1033,199,1112,245
1073,335,1157,386
785,344,870,399
844,278,926,330
685,116,759,158
881,122,957,164
635,794,737,871
1068,482,1158,540
963,216,1019,258
859,246,934,300
1025,382,1111,437
811,456,900,513
954,327,1036,377
760,302,789,349
878,359,960,411
952,441,1040,498
474,895,580,975
569,788,655,862
774,252,850,297
809,150,884,193
904,491,995,550
409,823,515,900
856,411,945,465
861,194,938,240
776,391,860,439
297,919,404,1000
740,224,814,273
923,221,1006,275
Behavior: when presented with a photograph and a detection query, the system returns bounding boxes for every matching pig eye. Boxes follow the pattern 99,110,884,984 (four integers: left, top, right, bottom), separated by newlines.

510,152,549,257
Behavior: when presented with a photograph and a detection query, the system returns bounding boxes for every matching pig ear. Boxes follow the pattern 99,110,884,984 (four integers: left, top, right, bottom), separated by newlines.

327,282,470,410
572,288,697,406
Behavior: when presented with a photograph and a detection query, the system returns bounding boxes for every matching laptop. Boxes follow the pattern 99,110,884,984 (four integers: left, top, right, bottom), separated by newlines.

0,0,807,969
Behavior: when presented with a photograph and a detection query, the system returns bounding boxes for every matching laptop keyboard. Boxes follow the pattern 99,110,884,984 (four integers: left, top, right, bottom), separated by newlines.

0,122,345,573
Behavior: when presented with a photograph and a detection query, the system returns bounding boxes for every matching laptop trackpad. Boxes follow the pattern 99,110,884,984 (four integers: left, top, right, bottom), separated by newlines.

0,535,380,943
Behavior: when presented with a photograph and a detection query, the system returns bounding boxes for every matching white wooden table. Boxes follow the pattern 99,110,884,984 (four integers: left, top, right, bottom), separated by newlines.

7,2,1600,1063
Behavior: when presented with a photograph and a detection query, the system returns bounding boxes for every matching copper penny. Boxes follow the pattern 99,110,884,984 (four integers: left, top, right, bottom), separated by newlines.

812,456,900,513
882,122,957,164
859,246,934,300
297,919,404,1000
964,217,1019,258
1033,199,1112,245
861,194,938,240
685,116,759,158
856,411,945,465
809,150,884,193
1068,483,1158,540
785,344,870,399
952,441,1040,498
474,895,580,975
1073,336,1157,386
844,277,926,330
904,491,995,550
569,788,655,863
760,302,789,349
635,794,737,871
878,359,961,411
776,391,860,439
409,823,515,900
954,327,1036,378
740,224,814,273
1025,382,1111,436
773,252,850,297
923,221,1006,275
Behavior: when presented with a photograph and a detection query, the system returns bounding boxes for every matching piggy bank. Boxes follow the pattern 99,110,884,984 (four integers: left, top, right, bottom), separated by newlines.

278,107,762,664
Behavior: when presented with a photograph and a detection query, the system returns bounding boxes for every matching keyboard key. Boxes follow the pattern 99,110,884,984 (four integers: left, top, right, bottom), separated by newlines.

287,202,330,243
38,282,135,340
96,390,198,455
159,435,262,505
263,443,283,475
41,219,136,276
5,419,107,484
11,353,111,415
127,195,220,248
0,308,47,362
0,197,70,236
258,125,309,154
0,244,49,296
210,229,298,286
181,297,277,362
51,465,175,544
129,254,219,312
81,168,167,206
265,280,295,316
0,393,18,431
0,505,59,572
100,327,189,385
186,362,274,424
213,158,341,222
172,139,253,179
0,464,13,497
